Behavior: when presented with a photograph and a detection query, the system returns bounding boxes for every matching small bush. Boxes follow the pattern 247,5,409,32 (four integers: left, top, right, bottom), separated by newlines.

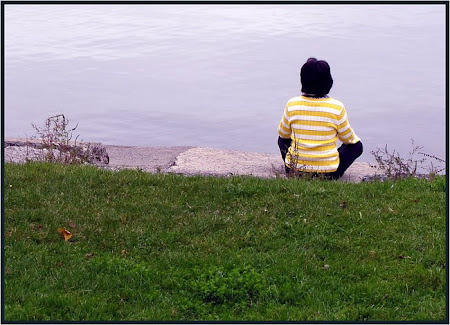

30,114,89,164
371,140,445,180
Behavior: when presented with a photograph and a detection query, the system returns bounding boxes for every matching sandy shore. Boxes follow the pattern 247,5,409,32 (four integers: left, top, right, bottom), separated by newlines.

4,137,384,183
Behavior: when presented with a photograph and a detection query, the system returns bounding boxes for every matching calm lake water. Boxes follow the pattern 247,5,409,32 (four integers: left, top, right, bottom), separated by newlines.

4,4,447,163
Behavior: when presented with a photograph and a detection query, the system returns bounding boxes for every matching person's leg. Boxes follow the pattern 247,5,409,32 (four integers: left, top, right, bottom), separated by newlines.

330,141,363,180
284,140,362,180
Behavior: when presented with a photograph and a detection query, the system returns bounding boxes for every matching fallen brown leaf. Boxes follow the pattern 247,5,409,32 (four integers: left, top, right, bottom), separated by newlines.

339,201,347,208
68,220,76,228
57,228,73,241
85,253,94,259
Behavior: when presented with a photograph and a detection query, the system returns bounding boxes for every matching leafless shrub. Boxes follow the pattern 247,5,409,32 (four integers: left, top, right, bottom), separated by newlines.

417,151,446,179
371,139,445,180
30,114,89,164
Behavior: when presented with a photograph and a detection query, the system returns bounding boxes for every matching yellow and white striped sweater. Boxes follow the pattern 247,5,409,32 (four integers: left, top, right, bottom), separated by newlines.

277,95,360,173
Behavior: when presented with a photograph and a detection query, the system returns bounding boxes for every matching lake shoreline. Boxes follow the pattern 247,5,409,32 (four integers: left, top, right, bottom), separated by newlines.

4,137,384,183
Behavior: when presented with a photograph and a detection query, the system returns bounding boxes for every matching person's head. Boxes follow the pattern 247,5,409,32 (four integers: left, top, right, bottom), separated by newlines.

300,57,333,96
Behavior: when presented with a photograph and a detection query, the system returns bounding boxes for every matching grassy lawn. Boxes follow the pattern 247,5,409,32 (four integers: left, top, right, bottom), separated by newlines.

3,162,447,321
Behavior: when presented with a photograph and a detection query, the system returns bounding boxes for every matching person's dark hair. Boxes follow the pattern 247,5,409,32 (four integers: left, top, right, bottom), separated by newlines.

300,57,333,96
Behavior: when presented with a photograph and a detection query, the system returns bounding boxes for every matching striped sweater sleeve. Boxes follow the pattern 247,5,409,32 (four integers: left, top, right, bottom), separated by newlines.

336,106,361,144
277,104,291,139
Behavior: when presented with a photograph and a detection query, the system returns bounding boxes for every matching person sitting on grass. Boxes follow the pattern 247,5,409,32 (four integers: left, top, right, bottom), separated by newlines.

277,57,363,180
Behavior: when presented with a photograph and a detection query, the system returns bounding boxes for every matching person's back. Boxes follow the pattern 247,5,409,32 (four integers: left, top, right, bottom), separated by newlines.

277,57,363,179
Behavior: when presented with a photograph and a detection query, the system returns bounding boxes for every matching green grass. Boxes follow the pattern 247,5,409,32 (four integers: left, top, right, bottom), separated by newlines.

3,162,447,321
